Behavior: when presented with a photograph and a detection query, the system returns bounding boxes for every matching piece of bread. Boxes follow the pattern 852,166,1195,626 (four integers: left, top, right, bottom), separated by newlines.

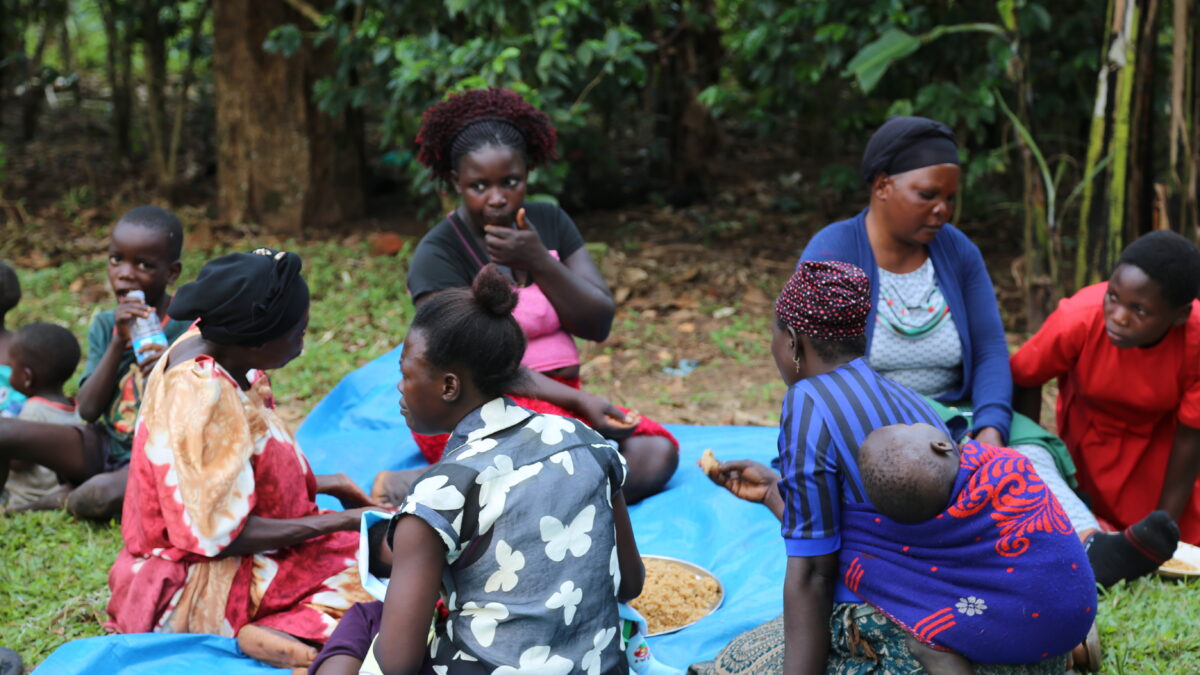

698,449,719,477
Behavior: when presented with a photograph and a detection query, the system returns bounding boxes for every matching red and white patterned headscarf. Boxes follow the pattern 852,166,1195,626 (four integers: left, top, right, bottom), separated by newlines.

775,261,871,340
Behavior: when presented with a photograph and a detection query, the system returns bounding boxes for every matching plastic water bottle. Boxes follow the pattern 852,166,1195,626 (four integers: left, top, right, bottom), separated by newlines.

127,290,168,364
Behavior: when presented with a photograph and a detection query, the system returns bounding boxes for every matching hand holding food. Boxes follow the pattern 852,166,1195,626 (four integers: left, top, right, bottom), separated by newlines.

698,449,720,477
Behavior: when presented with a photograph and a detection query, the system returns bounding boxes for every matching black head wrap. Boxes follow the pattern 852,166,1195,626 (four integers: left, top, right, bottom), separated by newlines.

169,248,310,346
861,116,959,183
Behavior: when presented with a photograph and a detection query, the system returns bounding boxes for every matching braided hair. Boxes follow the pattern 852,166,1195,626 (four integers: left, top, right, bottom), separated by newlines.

415,88,557,186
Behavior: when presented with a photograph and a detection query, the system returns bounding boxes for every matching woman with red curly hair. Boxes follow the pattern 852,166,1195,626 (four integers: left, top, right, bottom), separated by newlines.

373,88,678,505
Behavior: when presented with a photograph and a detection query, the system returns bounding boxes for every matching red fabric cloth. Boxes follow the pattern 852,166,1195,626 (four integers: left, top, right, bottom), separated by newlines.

413,376,678,464
107,350,369,640
1010,284,1200,543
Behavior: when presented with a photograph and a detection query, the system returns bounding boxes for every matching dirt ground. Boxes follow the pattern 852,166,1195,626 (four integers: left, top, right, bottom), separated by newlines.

1,105,1034,429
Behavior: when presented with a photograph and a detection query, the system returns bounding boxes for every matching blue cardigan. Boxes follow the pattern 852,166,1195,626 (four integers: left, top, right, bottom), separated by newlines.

799,209,1013,441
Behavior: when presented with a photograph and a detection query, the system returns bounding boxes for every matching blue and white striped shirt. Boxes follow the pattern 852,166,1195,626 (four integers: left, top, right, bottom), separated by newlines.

778,358,951,567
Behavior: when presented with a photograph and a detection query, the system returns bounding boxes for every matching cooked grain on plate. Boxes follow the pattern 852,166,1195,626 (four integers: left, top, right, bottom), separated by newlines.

630,557,721,634
1161,557,1198,573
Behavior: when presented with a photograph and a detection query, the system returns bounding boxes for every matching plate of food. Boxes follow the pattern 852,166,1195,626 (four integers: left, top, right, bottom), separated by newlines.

1158,541,1200,579
629,555,724,636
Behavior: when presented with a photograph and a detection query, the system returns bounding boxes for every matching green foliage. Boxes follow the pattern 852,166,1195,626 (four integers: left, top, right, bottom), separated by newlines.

266,0,705,213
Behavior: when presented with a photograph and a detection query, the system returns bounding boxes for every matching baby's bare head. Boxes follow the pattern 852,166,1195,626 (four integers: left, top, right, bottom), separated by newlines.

859,423,959,524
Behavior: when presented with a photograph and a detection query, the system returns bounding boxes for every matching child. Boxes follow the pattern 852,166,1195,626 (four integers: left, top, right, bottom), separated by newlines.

1012,230,1199,565
372,264,644,673
0,261,26,418
373,88,677,507
1,322,82,511
853,423,1096,673
0,206,189,520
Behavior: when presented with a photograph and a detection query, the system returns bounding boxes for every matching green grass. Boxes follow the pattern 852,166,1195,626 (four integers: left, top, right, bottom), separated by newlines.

4,236,1200,671
2,236,414,668
0,511,122,666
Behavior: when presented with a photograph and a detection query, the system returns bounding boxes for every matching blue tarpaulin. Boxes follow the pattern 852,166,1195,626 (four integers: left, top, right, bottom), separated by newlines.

36,346,783,673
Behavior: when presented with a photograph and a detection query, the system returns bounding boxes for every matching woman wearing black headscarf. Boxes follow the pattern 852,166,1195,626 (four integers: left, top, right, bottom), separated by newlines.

799,116,1020,445
800,115,1168,577
107,249,381,670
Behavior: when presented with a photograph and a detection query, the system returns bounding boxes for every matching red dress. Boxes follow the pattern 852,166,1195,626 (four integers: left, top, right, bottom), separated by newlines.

107,338,372,640
1010,284,1200,543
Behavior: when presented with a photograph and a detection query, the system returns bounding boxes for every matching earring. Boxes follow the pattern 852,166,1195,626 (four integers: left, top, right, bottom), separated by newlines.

793,355,802,373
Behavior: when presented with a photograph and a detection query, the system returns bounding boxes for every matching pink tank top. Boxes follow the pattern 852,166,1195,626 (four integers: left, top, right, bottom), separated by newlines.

444,214,579,372
512,255,581,372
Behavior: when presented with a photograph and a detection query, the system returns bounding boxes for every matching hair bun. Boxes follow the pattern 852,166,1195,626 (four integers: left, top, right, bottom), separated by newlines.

472,264,518,316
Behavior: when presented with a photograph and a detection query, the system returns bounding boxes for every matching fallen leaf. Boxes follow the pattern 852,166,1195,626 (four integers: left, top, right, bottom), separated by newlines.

678,322,695,333
743,285,770,306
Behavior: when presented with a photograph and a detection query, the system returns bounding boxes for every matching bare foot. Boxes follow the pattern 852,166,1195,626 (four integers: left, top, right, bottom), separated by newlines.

236,624,318,668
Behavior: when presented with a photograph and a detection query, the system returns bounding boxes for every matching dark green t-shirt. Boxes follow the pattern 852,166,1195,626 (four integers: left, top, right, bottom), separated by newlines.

80,309,191,465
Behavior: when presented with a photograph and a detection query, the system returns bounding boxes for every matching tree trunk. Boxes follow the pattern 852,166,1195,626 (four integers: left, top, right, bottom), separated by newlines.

100,0,133,158
213,0,365,235
1128,0,1160,236
20,23,50,141
139,0,169,180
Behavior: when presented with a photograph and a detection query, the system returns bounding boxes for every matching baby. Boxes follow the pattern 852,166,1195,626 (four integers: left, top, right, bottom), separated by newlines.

858,423,973,674
2,322,82,511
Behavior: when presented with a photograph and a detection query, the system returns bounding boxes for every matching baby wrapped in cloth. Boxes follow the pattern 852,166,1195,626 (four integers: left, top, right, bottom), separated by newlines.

845,423,1097,665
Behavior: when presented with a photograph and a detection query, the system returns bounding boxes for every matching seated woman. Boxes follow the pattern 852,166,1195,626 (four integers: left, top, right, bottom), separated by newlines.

106,249,381,669
1012,230,1199,555
798,115,1170,585
696,262,1096,674
373,88,677,504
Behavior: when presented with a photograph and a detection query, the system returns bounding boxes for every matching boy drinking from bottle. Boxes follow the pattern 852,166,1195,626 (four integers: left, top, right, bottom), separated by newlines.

0,206,189,520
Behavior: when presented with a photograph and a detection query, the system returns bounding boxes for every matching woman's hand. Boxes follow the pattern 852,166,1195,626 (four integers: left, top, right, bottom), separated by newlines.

707,459,786,521
972,427,1004,447
706,459,780,504
318,473,387,509
574,391,640,440
483,207,551,271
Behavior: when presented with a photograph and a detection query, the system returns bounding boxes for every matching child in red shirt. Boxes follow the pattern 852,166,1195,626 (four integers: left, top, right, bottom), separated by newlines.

1012,231,1199,565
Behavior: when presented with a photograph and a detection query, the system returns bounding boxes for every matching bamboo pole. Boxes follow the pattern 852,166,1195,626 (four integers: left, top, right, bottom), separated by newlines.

1076,0,1117,289
1107,0,1140,270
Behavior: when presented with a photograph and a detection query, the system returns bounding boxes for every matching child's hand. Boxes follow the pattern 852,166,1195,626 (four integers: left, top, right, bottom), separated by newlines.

484,207,549,271
113,294,153,343
706,459,781,504
136,342,167,370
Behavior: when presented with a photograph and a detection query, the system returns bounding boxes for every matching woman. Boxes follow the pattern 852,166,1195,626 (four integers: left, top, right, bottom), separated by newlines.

106,249,380,669
372,264,642,673
798,116,1176,585
692,262,1093,674
373,88,678,504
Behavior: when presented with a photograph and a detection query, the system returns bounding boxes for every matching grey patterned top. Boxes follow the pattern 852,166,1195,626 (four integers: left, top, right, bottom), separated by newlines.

869,258,964,398
396,397,629,674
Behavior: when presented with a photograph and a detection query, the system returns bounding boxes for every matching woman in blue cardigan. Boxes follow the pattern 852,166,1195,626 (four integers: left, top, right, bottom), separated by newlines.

799,117,1106,537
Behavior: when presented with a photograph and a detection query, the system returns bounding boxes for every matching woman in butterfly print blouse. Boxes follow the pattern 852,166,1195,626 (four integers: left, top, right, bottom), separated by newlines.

373,266,644,674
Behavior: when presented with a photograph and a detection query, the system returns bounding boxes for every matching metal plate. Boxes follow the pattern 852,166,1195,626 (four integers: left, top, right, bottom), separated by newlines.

638,555,725,636
1158,541,1200,579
